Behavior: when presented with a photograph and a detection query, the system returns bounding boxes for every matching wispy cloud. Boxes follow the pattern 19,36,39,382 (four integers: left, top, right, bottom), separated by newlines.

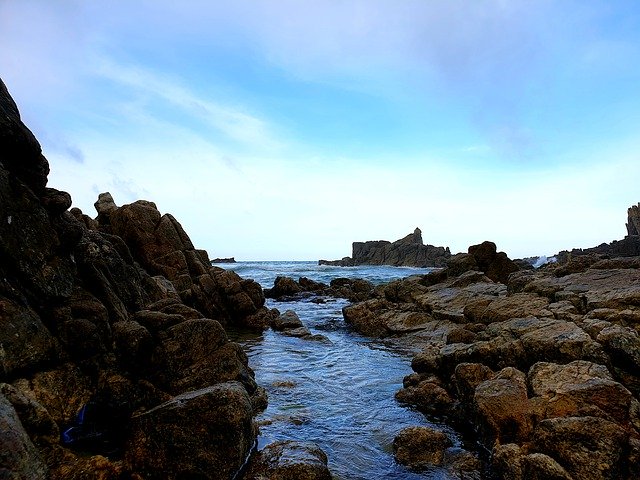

94,59,279,150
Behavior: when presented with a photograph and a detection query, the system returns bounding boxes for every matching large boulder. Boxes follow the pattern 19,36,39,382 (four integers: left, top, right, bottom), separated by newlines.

528,360,633,425
533,416,628,480
0,298,58,380
124,382,256,480
448,241,519,284
0,391,48,479
473,367,532,445
154,318,257,395
393,426,452,468
243,441,332,480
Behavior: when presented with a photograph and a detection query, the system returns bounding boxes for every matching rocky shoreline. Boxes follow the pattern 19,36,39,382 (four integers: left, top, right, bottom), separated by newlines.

341,239,640,479
3,74,640,480
0,79,330,479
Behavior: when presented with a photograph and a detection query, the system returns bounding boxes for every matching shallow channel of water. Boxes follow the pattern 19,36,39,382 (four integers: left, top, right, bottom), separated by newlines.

223,262,477,480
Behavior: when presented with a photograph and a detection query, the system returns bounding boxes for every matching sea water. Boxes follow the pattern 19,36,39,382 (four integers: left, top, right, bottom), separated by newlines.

219,261,477,480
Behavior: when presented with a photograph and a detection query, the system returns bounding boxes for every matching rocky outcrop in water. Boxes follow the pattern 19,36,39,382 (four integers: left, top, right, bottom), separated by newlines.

319,227,451,268
265,275,374,302
0,78,284,479
344,238,640,479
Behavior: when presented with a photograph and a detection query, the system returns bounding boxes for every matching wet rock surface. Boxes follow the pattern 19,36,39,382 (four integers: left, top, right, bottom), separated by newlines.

243,440,332,480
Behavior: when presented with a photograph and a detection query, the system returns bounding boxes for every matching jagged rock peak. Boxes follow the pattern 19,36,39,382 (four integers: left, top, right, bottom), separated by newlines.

627,202,640,236
412,227,423,245
94,192,118,215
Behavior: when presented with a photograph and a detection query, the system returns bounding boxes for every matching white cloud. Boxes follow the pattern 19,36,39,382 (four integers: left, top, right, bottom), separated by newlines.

94,60,279,150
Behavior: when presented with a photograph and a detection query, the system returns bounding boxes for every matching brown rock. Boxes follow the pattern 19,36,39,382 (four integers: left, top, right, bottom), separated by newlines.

533,416,628,480
133,310,185,333
473,367,532,445
112,321,154,374
491,443,525,479
125,382,255,480
155,319,256,394
244,440,332,480
464,293,551,324
453,363,494,404
528,360,633,424
395,380,454,415
522,453,573,480
12,364,92,425
272,310,304,331
393,426,452,468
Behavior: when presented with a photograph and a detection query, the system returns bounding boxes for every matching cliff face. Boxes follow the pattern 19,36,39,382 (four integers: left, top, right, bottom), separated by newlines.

320,228,451,268
0,78,273,479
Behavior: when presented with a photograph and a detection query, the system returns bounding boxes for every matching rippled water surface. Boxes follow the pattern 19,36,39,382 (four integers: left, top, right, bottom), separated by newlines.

222,262,470,480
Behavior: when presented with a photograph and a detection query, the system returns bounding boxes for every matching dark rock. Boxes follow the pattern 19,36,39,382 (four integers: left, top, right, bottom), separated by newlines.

0,391,48,479
0,297,58,380
58,318,105,361
0,78,270,479
449,241,519,284
12,364,93,425
264,276,303,298
272,310,304,331
0,78,49,194
155,319,256,395
39,187,72,215
125,382,256,480
320,227,451,268
211,257,236,263
628,203,640,236
393,426,452,468
395,380,455,415
528,360,633,425
133,309,185,333
0,383,59,450
243,440,332,480
112,321,154,374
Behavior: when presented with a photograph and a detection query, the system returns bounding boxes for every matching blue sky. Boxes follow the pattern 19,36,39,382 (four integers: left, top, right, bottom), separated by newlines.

1,1,640,260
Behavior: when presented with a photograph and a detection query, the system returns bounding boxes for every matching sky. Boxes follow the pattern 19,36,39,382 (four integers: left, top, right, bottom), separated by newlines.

1,0,640,260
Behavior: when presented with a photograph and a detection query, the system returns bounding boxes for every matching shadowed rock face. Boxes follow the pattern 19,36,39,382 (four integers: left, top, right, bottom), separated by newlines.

319,227,452,267
627,203,640,236
0,78,272,479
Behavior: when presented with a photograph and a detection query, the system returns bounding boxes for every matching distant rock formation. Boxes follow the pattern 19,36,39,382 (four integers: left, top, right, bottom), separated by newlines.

627,203,640,236
319,228,451,268
211,257,236,264
555,203,640,260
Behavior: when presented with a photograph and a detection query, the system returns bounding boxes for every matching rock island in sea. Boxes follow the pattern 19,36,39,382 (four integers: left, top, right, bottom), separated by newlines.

319,227,451,267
